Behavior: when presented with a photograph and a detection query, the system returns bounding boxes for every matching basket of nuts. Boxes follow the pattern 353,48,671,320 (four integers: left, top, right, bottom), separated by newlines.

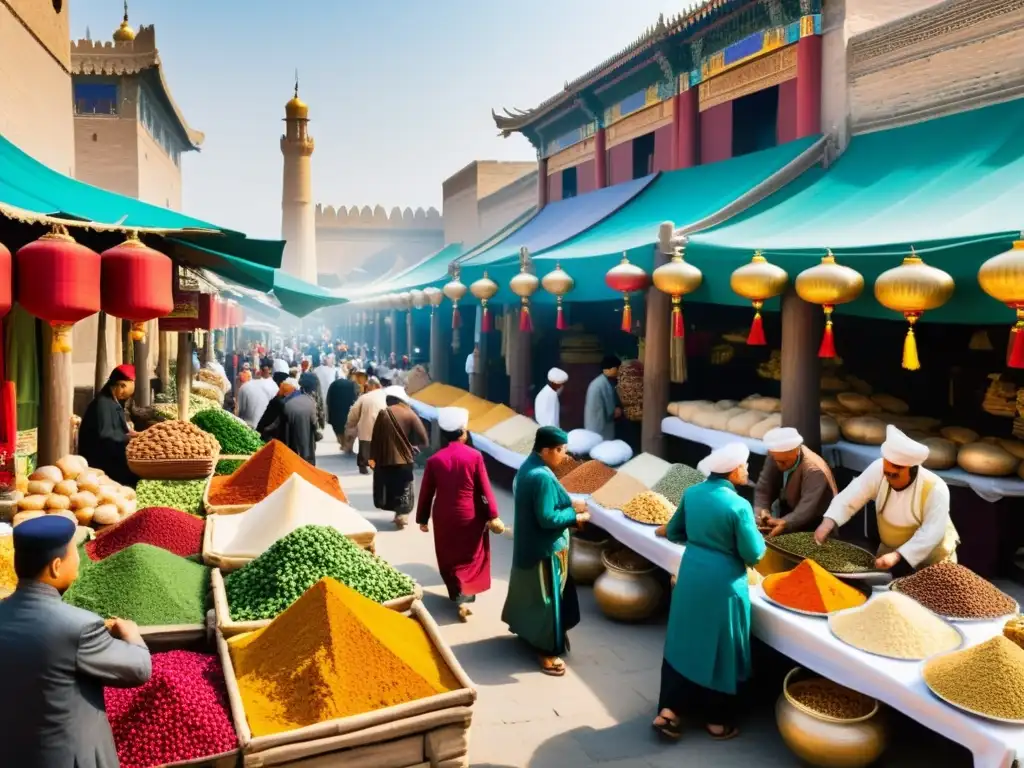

127,421,221,480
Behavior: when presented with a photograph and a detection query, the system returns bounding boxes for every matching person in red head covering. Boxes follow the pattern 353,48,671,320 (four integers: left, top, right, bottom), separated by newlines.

77,365,139,486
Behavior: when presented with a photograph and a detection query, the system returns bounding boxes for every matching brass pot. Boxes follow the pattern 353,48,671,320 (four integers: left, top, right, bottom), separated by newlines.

569,536,608,586
776,668,886,768
593,550,663,622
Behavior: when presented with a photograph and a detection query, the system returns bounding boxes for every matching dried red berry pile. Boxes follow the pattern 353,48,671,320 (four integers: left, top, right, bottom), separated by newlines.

85,507,204,561
105,650,237,768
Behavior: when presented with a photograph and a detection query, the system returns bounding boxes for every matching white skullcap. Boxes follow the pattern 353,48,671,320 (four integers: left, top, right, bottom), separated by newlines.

272,359,290,374
880,424,929,467
437,407,469,433
547,368,568,384
384,385,410,403
763,427,803,453
282,377,300,390
697,443,750,477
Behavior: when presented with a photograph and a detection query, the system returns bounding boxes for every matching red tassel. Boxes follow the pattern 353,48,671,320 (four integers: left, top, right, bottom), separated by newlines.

621,301,632,333
556,304,567,330
1009,323,1024,369
747,312,766,345
520,306,533,332
672,305,684,339
452,306,461,330
819,321,836,358
481,305,492,333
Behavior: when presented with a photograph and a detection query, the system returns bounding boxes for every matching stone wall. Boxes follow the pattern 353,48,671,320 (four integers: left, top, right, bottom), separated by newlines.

136,118,183,210
74,111,140,198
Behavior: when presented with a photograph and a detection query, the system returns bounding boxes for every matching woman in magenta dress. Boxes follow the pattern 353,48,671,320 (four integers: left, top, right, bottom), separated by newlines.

417,407,505,621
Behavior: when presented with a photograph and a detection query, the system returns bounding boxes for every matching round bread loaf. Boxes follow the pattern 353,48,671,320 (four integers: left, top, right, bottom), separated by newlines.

727,410,764,436
871,394,910,414
820,397,845,415
714,400,739,411
740,396,781,414
749,414,782,440
996,438,1024,461
940,426,979,446
706,407,747,431
821,415,840,445
921,437,958,470
837,392,879,414
841,416,887,445
676,401,714,421
957,442,1019,477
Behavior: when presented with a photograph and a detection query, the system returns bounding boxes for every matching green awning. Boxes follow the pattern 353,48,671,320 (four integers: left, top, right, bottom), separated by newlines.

686,99,1024,323
271,270,347,318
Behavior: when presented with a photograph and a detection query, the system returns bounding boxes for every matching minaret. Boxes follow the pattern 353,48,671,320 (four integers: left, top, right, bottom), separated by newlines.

113,0,135,42
280,74,318,284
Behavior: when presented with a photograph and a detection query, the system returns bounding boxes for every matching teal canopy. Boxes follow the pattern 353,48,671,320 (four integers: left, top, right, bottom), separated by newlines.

686,98,1024,323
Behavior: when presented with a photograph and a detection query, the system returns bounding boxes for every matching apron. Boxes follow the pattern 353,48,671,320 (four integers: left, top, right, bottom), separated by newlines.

876,476,960,567
755,462,802,577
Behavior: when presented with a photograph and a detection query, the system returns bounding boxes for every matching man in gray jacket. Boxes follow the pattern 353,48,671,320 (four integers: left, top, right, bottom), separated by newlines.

0,516,152,768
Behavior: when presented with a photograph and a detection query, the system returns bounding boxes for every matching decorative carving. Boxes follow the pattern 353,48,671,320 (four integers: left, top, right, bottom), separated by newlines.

315,204,443,229
698,44,797,111
762,0,785,28
606,100,674,148
546,136,597,174
655,51,674,83
691,38,704,70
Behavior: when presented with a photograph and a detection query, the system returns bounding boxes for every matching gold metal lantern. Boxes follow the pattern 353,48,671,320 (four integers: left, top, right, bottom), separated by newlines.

652,244,703,339
470,271,499,332
510,247,541,332
978,240,1024,369
795,250,864,358
730,251,788,345
541,262,574,330
443,265,467,330
874,248,954,371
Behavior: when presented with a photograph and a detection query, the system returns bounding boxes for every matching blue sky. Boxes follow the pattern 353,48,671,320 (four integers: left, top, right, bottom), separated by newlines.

72,1,691,239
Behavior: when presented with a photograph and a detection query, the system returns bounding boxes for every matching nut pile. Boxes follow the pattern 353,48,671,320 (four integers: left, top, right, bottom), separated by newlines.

560,461,617,494
15,455,136,529
551,456,582,480
651,464,706,506
622,491,675,525
615,361,644,422
893,562,1018,619
771,532,876,574
923,636,1024,720
127,421,220,461
789,679,875,720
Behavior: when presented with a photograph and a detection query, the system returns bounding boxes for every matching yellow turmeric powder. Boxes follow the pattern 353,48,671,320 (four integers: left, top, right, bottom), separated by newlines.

0,536,16,595
228,577,459,737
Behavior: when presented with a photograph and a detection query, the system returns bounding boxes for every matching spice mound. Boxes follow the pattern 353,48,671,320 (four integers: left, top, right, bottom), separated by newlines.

560,460,616,494
789,678,875,720
551,455,582,480
228,578,459,737
923,636,1024,721
224,525,415,621
208,440,346,506
1005,616,1024,651
86,507,205,561
105,650,237,768
763,560,867,614
136,479,207,516
622,491,675,525
0,535,15,594
893,562,1018,619
215,458,245,476
829,592,961,660
771,532,876,574
591,472,648,511
651,464,705,506
127,420,220,461
192,409,264,456
605,548,652,573
63,543,210,625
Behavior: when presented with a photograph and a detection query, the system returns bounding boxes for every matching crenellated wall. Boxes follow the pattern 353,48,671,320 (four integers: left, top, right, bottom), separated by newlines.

315,204,442,229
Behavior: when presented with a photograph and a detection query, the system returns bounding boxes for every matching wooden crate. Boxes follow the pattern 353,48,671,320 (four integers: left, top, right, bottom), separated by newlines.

203,475,254,517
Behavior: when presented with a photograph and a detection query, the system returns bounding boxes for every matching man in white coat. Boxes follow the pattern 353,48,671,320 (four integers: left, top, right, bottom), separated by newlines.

534,368,568,428
814,425,959,571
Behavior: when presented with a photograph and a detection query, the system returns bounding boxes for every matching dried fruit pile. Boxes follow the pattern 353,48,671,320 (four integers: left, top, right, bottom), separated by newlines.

127,421,220,461
85,507,205,561
0,535,15,593
893,562,1018,619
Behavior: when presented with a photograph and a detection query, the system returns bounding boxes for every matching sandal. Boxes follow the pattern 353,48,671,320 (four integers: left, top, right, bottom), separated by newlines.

539,657,566,677
652,709,682,741
458,606,472,622
705,724,739,741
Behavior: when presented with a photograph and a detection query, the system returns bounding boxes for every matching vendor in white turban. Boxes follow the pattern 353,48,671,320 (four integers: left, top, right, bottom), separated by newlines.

815,425,959,571
754,427,837,542
534,368,568,429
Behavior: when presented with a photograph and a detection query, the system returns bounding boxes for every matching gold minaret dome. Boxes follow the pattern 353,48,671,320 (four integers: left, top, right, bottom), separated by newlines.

113,0,135,42
285,75,309,120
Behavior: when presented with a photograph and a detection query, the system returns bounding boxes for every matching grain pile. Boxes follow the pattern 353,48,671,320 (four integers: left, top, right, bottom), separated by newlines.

622,491,675,525
207,440,346,506
0,535,15,594
763,560,867,614
85,507,204,561
771,532,876,574
893,562,1018,619
561,461,617,494
651,464,706,506
591,472,648,511
228,578,459,737
135,479,207,516
127,421,220,461
413,383,466,407
552,455,582,480
509,433,540,455
789,678,875,720
483,414,538,448
923,636,1024,720
616,453,673,488
449,393,498,421
468,404,517,434
829,592,962,660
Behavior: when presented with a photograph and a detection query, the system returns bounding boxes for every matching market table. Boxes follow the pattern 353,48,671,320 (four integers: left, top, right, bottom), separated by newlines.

411,399,527,471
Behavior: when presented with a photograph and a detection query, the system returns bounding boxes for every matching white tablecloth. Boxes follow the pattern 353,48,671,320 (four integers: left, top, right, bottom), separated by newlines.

661,417,1024,502
411,398,525,471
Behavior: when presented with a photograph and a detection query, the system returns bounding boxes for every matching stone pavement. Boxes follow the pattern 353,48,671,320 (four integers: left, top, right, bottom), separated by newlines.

317,440,973,767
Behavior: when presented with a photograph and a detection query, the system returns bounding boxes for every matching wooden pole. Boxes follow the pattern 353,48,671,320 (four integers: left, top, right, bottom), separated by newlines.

121,320,131,364
201,330,213,366
429,306,448,384
642,228,673,456
176,332,192,422
510,316,532,414
112,318,122,371
40,325,72,465
781,289,822,452
157,331,170,391
94,312,108,396
133,332,151,406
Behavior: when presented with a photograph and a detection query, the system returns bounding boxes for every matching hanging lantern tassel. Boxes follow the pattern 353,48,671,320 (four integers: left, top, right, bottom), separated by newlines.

818,305,836,358
556,296,567,331
519,298,533,332
130,320,147,342
747,301,766,346
1009,308,1024,369
51,322,74,354
452,303,461,330
481,301,492,333
671,295,685,338
902,312,921,371
621,295,633,333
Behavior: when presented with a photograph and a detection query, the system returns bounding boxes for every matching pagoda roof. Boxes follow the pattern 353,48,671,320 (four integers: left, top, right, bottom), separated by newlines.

70,24,204,151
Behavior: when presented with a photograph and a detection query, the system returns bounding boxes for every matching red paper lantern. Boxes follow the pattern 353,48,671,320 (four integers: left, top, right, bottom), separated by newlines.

605,255,649,333
101,233,174,342
0,241,11,319
17,226,101,352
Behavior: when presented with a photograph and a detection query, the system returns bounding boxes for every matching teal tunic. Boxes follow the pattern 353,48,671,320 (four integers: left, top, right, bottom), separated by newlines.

664,477,766,694
501,453,581,655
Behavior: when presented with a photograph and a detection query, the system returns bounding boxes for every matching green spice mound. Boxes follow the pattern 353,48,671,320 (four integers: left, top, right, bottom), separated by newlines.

224,525,415,621
192,410,263,456
651,464,706,506
155,393,221,421
771,532,876,574
215,459,245,476
136,479,207,516
63,543,210,625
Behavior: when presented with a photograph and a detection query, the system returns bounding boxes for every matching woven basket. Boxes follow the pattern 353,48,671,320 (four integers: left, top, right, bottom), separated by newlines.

202,523,376,572
202,476,252,517
128,456,218,480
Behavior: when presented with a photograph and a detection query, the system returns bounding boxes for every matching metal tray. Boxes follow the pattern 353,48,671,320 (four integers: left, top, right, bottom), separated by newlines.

827,604,966,661
621,510,664,527
764,537,885,581
889,582,1020,623
923,653,1024,724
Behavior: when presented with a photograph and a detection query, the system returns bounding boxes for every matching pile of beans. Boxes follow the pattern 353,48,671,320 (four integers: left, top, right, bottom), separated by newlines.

771,532,876,573
85,507,204,561
551,456,582,480
621,491,675,525
790,678,875,720
561,461,617,494
105,650,237,767
893,562,1018,619
135,479,207,516
924,636,1024,720
224,525,415,621
192,410,263,456
651,464,706,506
127,421,220,461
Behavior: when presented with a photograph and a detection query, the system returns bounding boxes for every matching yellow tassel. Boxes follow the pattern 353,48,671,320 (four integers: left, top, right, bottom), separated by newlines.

902,327,920,371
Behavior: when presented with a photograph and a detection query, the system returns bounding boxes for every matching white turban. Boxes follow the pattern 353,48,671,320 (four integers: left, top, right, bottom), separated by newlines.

384,385,410,404
697,443,750,477
547,368,568,385
880,424,929,466
272,359,290,374
437,407,469,433
763,427,803,453
282,377,299,390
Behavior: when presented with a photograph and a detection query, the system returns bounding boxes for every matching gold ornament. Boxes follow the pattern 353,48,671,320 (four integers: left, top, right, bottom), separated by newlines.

729,251,788,345
510,247,540,332
795,250,864,359
653,245,702,340
470,271,499,332
542,262,574,330
978,240,1024,369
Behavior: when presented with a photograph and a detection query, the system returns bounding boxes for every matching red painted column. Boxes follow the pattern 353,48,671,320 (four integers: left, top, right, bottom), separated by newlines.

594,127,607,189
796,33,822,138
673,88,700,169
537,156,549,208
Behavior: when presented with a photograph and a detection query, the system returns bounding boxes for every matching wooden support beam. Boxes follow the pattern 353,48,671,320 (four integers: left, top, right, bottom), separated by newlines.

642,230,672,456
94,311,108,396
40,326,72,465
133,334,151,406
781,289,821,452
429,307,448,384
176,332,192,422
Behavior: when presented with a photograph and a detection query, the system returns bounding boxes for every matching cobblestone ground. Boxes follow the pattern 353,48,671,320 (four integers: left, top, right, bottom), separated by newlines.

318,438,976,767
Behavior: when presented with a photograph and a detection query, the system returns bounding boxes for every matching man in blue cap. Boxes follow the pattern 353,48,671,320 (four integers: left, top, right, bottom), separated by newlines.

0,516,152,767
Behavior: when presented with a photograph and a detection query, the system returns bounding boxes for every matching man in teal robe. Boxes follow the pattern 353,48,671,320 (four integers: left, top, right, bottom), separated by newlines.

501,426,590,676
653,442,765,741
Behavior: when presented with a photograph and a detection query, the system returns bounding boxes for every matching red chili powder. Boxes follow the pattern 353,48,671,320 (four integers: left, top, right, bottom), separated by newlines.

207,439,347,505
105,650,238,768
763,560,827,613
85,507,204,561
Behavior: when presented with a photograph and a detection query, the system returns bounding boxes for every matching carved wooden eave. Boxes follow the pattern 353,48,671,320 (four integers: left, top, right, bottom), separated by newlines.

70,24,204,150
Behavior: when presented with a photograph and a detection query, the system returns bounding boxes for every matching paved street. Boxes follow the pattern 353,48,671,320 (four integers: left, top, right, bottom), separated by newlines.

317,439,974,767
